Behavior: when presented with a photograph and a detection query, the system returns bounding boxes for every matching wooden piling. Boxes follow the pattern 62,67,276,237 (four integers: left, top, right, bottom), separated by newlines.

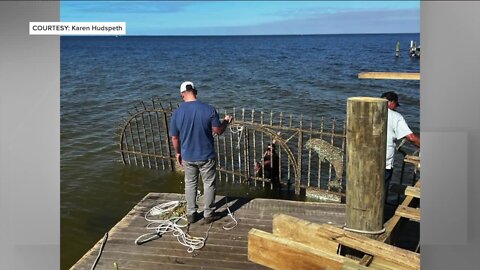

346,97,387,238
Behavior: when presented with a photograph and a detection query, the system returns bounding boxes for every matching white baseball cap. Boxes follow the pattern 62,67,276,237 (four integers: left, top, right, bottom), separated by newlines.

180,81,195,93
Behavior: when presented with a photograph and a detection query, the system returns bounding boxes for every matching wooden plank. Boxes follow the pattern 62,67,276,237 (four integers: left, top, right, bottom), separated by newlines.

358,72,420,80
358,255,373,267
248,228,372,270
405,186,420,198
272,214,339,253
395,205,420,222
96,249,258,269
319,224,420,269
368,256,415,270
404,155,420,168
359,181,420,265
404,155,420,163
378,180,421,243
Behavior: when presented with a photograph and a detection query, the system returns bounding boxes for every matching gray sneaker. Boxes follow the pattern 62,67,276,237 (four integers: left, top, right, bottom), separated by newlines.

186,212,198,224
201,212,222,225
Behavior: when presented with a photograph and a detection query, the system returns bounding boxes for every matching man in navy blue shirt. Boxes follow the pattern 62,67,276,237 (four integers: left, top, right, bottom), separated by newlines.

170,81,232,224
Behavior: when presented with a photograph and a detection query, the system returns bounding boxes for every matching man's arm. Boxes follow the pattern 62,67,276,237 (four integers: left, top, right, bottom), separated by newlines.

395,114,420,148
171,135,182,165
406,133,420,147
212,115,233,135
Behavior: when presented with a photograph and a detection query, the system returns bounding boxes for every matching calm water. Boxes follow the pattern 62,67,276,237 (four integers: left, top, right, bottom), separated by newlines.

61,34,420,269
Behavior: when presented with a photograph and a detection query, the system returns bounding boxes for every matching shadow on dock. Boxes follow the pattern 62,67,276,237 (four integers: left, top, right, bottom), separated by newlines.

70,193,346,270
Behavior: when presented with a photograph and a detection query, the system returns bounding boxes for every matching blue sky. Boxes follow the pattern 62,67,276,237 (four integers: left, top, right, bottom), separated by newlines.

61,1,420,35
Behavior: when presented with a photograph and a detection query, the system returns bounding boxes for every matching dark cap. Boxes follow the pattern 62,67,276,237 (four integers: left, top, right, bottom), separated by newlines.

381,91,400,106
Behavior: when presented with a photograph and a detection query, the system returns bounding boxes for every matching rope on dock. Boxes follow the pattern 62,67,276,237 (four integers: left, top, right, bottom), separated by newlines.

90,232,108,270
135,199,238,253
135,200,205,252
222,197,238,231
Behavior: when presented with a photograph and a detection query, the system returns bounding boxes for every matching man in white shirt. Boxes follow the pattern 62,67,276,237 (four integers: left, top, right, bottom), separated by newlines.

381,91,420,202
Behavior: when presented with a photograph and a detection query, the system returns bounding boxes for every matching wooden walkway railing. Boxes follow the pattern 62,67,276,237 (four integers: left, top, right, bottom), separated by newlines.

117,98,347,195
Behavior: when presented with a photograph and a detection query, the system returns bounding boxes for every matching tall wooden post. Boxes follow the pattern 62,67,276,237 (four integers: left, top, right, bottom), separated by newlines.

346,97,387,238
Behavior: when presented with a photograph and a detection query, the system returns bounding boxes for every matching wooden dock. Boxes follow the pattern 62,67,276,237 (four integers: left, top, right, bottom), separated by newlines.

70,193,346,270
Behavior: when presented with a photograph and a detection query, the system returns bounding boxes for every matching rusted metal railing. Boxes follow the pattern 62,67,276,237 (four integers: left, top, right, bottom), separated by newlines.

118,98,347,195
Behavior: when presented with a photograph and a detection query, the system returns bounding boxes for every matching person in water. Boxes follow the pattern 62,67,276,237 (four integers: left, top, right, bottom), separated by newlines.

255,142,280,187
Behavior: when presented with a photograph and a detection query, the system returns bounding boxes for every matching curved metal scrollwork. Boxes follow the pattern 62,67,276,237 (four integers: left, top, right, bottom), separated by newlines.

118,99,346,195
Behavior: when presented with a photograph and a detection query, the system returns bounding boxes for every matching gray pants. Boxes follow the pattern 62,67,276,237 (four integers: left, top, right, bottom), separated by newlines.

183,159,217,218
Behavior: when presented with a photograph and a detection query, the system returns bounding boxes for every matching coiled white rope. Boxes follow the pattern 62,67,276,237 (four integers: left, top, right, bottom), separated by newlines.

92,198,234,268
135,199,238,253
229,125,244,134
135,200,207,253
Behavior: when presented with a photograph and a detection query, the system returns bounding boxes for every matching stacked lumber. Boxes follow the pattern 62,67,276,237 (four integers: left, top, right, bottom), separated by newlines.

248,214,420,270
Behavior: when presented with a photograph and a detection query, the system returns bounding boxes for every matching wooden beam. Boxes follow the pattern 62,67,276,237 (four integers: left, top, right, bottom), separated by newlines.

271,214,420,269
369,257,417,270
248,228,373,270
395,205,420,222
404,155,421,169
272,214,339,253
405,186,420,199
378,180,421,243
358,255,374,267
319,224,420,270
358,72,420,80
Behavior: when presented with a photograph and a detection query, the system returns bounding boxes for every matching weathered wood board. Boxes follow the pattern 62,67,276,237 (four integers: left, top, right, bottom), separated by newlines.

358,72,420,80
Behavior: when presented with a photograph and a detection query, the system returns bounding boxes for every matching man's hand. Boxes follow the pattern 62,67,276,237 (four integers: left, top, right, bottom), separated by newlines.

175,153,182,166
213,115,233,135
406,133,420,148
224,115,233,123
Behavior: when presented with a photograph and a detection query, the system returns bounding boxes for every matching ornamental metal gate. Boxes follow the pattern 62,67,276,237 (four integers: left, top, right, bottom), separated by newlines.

118,98,347,195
